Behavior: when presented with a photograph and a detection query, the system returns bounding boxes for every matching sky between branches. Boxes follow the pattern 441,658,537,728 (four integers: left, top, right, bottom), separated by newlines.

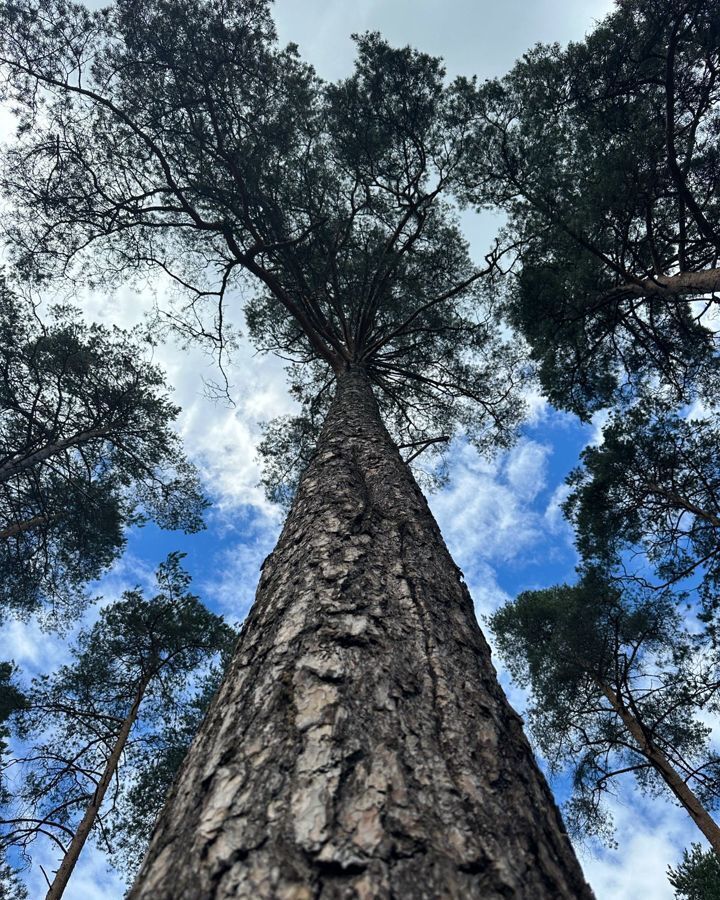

0,0,708,897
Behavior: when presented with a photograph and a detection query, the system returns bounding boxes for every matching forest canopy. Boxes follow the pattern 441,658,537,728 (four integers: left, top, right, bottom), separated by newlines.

0,0,718,897
0,1,528,503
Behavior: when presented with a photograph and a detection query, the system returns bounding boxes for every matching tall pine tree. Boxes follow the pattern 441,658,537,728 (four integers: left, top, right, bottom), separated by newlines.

1,554,234,899
490,574,720,852
470,0,720,416
0,1,591,896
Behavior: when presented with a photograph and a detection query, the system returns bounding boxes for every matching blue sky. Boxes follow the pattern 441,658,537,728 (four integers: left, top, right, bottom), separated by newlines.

1,0,710,897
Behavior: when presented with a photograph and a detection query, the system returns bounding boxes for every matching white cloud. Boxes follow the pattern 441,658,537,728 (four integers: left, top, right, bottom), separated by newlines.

544,481,574,538
685,398,712,421
96,550,160,598
65,280,294,516
430,438,551,568
522,385,551,426
505,440,550,501
0,617,73,674
579,790,701,900
589,408,611,446
200,520,281,623
463,559,512,621
177,368,290,516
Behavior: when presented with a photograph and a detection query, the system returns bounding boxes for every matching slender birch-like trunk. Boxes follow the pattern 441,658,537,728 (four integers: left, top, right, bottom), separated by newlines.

46,674,150,900
130,368,593,899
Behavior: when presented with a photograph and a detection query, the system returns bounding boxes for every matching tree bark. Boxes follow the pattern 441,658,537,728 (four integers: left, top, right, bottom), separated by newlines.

596,267,720,303
631,268,720,296
45,674,150,900
130,368,593,899
597,681,720,855
0,514,48,540
0,426,111,484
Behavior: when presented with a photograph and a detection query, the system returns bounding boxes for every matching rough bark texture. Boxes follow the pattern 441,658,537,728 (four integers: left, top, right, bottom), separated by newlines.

130,369,593,900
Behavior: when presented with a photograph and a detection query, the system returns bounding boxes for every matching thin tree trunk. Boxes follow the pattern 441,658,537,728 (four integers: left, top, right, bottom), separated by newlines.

130,368,593,899
45,675,150,900
598,681,720,855
0,426,110,483
0,514,48,539
645,483,720,530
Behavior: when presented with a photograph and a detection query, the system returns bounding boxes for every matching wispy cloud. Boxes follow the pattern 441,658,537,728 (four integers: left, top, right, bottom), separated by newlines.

579,790,702,900
200,512,281,623
543,481,574,538
430,438,552,569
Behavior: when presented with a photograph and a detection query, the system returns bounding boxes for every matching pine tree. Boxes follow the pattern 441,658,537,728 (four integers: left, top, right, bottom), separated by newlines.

470,0,720,417
669,844,720,899
471,0,720,863
565,399,720,642
0,281,207,624
0,554,234,899
490,573,720,852
0,2,592,896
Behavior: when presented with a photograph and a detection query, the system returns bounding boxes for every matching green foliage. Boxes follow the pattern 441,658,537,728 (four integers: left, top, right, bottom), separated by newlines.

108,661,229,880
0,662,25,826
669,844,720,899
0,280,208,624
470,0,720,416
0,668,26,900
0,666,26,753
477,4,720,846
565,400,720,640
0,554,235,886
489,573,720,844
0,1,526,503
0,865,27,900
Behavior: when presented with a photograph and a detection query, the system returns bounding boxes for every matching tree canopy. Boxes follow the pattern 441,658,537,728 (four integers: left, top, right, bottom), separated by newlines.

489,572,720,848
565,400,720,641
471,0,720,416
669,843,720,899
0,280,207,623
0,0,526,498
1,554,235,891
478,1,720,859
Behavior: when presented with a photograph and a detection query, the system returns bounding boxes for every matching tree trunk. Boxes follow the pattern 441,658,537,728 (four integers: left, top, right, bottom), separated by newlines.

0,425,111,484
46,674,150,900
0,514,48,540
130,368,593,899
597,681,720,855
